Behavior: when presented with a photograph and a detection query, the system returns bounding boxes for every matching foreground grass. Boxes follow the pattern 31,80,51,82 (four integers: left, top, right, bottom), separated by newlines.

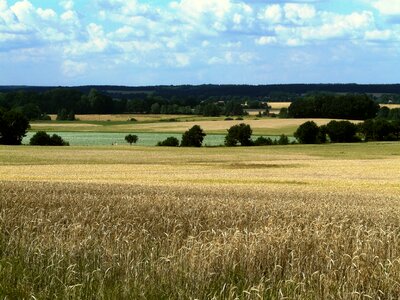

1,143,400,299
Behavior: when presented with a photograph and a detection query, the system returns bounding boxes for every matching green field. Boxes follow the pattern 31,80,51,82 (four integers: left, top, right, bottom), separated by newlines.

1,143,400,298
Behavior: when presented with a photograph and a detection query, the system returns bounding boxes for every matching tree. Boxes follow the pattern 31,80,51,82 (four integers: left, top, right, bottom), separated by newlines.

277,134,289,145
157,136,180,147
56,108,68,120
278,107,288,118
253,136,273,146
181,125,206,147
225,123,253,146
125,134,138,145
358,119,396,141
294,121,320,144
30,131,69,146
151,103,161,114
0,109,30,145
325,120,358,143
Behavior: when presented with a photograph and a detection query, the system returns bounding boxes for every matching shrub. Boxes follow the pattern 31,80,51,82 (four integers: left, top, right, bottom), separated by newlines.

253,136,273,146
30,131,69,146
224,117,234,121
157,136,180,147
277,134,289,145
181,125,206,147
125,134,138,145
225,123,253,146
294,121,320,144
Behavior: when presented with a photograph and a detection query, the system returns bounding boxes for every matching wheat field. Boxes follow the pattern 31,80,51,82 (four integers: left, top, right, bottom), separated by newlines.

1,143,400,299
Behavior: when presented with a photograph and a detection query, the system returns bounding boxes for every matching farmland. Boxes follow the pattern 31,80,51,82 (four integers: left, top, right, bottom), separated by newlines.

1,143,400,299
30,116,352,136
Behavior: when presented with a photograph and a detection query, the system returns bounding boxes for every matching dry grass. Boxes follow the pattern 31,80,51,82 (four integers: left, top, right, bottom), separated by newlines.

1,144,400,299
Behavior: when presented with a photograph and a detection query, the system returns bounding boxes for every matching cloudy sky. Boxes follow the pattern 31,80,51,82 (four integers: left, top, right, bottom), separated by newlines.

0,0,399,86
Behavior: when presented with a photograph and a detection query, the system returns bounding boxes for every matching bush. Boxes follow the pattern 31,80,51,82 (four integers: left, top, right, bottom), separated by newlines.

181,125,206,147
157,136,180,147
325,120,358,143
56,109,75,121
0,109,30,145
30,131,69,146
235,117,243,120
253,136,273,146
224,117,233,121
225,123,253,146
125,134,138,145
294,121,321,144
277,134,289,145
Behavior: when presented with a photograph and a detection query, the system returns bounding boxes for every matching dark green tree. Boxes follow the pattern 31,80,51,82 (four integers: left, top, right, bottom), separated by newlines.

0,109,30,145
30,131,69,146
325,120,358,143
294,121,320,144
253,136,273,146
181,125,206,147
125,134,138,145
277,134,289,145
157,136,180,147
225,123,253,146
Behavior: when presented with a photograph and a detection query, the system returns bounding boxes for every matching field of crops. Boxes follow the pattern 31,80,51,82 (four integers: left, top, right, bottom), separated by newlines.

1,143,400,299
30,117,346,136
22,132,230,146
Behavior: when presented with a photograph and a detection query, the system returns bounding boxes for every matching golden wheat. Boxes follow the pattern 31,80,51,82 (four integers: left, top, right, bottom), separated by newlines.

1,144,400,299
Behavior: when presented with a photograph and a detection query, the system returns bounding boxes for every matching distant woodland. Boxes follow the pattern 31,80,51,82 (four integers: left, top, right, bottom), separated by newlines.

0,84,399,120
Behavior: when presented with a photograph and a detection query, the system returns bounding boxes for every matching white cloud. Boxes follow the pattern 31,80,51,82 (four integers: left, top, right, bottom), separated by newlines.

258,4,282,24
284,3,316,24
62,60,88,77
373,0,400,16
0,0,8,11
255,36,277,45
60,0,74,11
36,8,57,21
365,29,392,40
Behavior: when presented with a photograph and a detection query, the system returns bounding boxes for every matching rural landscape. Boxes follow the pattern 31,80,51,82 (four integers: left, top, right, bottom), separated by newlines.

1,84,400,299
2,0,400,299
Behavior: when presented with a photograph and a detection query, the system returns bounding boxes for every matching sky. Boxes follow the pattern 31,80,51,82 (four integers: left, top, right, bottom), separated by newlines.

0,0,399,86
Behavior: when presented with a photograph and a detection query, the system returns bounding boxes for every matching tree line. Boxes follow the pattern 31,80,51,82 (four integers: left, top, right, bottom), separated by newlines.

288,93,379,120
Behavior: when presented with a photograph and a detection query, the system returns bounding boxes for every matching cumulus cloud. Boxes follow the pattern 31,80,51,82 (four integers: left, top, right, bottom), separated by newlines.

372,0,400,16
0,0,399,84
62,60,88,77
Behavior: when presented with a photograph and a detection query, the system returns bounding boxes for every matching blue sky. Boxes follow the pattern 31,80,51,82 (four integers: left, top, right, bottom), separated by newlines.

0,0,399,86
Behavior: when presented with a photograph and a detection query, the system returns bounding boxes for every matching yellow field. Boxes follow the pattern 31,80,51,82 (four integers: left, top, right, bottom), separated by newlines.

31,118,358,135
1,143,400,298
380,104,400,109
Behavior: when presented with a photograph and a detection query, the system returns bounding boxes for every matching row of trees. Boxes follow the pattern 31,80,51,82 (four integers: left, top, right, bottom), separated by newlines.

377,107,400,120
288,94,379,120
0,89,258,120
294,119,400,144
157,124,290,147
